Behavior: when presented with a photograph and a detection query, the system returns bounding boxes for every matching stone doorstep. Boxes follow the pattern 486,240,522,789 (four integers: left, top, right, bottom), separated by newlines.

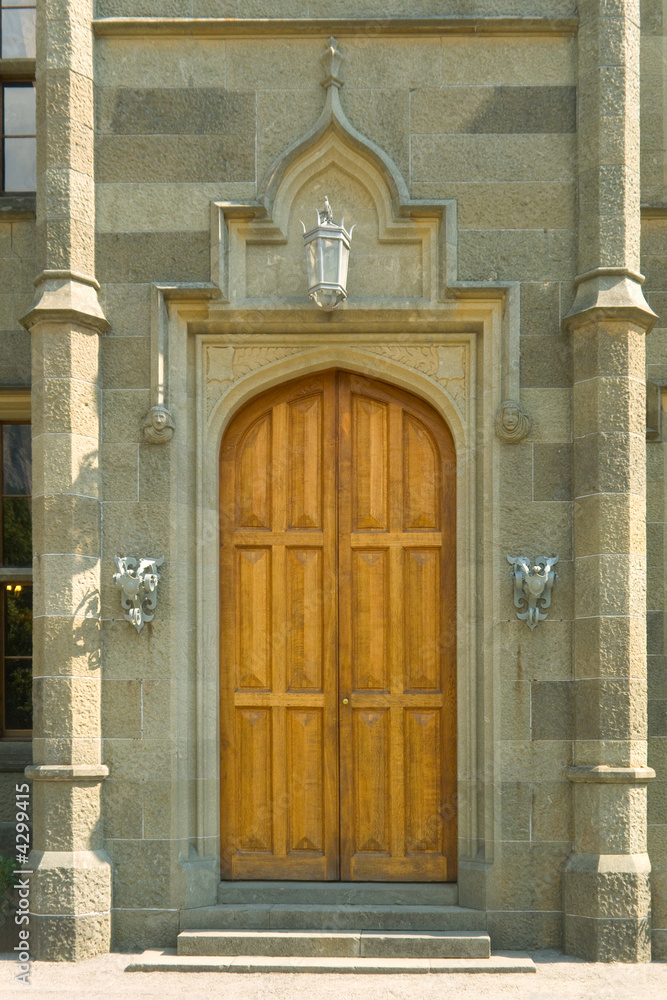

216,880,459,906
180,903,487,932
176,929,492,959
125,951,537,974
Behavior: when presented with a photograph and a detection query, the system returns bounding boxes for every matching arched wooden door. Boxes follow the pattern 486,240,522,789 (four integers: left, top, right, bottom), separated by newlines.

220,371,456,881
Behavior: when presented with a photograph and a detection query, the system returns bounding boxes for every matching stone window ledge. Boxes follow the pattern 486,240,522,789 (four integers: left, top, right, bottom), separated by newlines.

0,195,36,221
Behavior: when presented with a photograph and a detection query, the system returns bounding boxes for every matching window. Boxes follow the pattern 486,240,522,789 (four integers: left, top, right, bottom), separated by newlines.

0,0,35,59
0,396,31,738
0,1,35,194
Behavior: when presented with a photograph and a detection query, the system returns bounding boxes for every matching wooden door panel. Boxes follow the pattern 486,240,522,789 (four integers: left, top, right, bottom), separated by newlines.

339,372,456,881
220,374,338,879
352,548,390,691
286,547,323,691
404,548,441,691
353,709,390,854
288,394,322,529
287,708,324,852
352,395,389,530
236,548,271,689
236,708,272,852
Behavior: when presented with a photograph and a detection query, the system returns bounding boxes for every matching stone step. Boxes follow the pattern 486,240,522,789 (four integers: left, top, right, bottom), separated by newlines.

127,950,536,974
177,929,491,959
217,880,459,907
181,903,487,933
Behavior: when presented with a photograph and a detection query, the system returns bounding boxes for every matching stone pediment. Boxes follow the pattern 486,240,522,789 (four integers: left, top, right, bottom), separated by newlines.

210,37,453,309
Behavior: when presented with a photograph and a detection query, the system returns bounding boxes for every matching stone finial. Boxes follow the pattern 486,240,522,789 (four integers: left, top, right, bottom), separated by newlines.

143,404,175,444
494,399,531,443
321,35,344,90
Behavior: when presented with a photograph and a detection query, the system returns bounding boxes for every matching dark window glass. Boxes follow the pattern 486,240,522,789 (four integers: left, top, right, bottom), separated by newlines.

1,422,31,567
3,584,32,729
0,2,36,59
2,83,36,193
0,418,32,735
2,423,31,495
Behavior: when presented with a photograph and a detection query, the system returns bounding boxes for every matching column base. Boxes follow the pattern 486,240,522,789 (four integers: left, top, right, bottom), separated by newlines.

563,852,652,961
29,849,112,961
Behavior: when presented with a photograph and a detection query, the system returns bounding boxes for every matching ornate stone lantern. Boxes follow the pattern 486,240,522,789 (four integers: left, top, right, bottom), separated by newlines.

301,196,353,310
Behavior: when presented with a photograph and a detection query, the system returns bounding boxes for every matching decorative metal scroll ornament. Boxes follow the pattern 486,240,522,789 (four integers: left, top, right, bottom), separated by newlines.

507,555,558,630
301,196,354,310
113,556,164,633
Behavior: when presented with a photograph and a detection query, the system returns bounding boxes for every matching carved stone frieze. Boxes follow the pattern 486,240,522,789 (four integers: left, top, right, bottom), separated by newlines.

204,341,469,422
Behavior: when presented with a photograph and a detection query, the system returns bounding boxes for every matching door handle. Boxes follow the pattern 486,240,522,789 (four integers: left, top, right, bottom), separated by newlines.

342,698,349,705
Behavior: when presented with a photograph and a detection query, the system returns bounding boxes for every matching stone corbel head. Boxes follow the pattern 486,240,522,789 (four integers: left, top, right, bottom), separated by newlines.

495,400,531,443
143,404,175,444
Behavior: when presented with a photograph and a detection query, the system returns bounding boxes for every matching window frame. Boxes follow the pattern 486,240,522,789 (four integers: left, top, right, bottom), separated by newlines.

0,0,35,197
1,79,36,194
0,390,31,740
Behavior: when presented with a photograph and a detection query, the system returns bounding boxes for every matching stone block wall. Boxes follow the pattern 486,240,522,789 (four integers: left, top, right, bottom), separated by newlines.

642,214,667,960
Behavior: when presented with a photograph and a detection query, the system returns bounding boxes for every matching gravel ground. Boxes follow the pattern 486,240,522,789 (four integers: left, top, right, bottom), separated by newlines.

1,951,666,1000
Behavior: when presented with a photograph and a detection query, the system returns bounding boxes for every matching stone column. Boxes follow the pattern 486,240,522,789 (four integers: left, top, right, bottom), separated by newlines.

20,0,111,960
562,0,656,962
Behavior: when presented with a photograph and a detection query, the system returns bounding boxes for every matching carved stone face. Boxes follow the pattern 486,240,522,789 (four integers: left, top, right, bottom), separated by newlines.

143,404,174,444
151,409,168,430
503,403,520,431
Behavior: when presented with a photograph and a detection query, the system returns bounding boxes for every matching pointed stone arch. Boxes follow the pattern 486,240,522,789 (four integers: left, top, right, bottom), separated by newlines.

210,37,456,307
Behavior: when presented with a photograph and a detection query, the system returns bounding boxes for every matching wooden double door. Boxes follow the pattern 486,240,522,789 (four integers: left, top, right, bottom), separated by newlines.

220,371,457,881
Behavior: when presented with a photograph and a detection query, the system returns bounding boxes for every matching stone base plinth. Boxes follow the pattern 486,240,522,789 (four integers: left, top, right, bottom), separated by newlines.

29,849,112,960
563,852,652,962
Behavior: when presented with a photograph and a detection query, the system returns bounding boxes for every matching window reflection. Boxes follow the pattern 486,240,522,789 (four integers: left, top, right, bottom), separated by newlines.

2,84,36,193
0,2,36,59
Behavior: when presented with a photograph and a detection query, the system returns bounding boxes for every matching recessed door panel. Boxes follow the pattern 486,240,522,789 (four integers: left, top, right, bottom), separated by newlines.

221,370,456,882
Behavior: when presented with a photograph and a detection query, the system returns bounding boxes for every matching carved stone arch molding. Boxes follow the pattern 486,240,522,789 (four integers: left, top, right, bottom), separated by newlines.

154,35,522,914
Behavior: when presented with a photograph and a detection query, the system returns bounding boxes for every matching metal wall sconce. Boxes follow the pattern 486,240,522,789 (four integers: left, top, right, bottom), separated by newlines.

302,196,353,310
507,554,558,630
113,556,163,633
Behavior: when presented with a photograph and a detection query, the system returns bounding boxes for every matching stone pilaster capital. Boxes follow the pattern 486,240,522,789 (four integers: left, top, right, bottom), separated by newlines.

20,270,109,334
562,267,658,334
567,765,656,783
25,764,110,782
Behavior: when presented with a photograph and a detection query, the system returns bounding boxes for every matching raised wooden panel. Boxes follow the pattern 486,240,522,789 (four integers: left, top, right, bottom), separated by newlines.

403,414,439,530
237,412,272,529
352,549,389,691
286,548,322,691
404,549,441,691
404,710,442,854
237,709,272,852
353,394,388,530
236,548,271,690
287,709,324,853
288,394,322,529
354,710,390,853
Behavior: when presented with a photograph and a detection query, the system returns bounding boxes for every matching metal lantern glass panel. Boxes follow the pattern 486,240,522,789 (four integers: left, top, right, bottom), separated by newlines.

302,198,353,310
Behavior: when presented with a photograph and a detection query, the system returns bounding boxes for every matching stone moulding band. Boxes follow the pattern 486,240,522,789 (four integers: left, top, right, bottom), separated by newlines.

33,269,100,290
567,765,656,783
25,765,110,782
92,17,579,38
